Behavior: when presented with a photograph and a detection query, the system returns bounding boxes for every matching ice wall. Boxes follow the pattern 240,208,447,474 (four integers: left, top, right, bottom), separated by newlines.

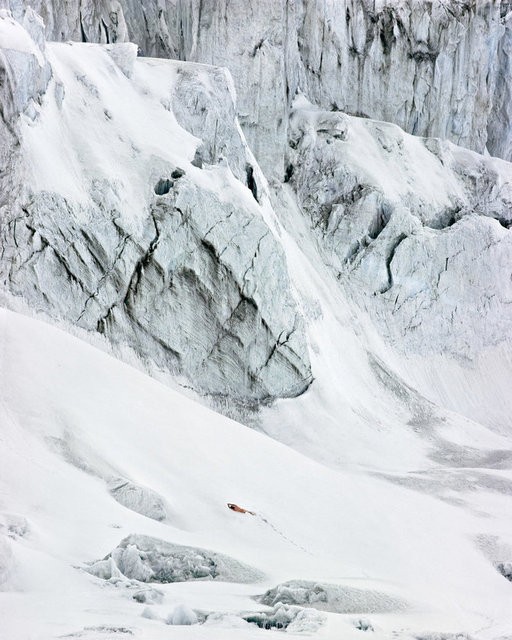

1,0,510,175
0,13,312,405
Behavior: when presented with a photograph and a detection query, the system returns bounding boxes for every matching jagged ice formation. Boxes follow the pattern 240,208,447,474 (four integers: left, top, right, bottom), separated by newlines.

0,13,312,404
1,0,511,177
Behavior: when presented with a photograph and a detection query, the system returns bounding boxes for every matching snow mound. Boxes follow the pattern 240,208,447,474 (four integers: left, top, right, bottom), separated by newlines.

107,478,168,522
257,580,408,614
140,607,157,620
47,435,170,522
202,612,251,629
243,603,325,632
166,603,198,625
354,617,375,632
131,587,163,604
86,534,264,584
0,513,29,539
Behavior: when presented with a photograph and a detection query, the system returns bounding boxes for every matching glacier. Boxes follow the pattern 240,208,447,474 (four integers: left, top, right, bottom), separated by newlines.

2,0,511,174
1,3,512,640
287,94,512,360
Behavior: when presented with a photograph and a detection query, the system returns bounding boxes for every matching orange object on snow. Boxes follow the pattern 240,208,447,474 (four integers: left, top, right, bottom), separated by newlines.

227,503,255,515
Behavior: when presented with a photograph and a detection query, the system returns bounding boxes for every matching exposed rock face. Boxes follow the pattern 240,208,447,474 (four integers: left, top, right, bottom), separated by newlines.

286,97,512,360
1,0,511,174
0,13,311,405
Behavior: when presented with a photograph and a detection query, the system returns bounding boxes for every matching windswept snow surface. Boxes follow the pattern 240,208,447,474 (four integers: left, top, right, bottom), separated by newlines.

0,307,512,639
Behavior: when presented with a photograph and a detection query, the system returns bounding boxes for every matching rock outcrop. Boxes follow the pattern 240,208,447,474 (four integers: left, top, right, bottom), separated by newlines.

0,12,312,405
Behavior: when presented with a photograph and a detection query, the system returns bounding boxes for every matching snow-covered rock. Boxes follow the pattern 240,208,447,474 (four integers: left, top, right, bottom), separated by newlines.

132,587,163,604
0,12,311,405
354,617,375,632
2,1,511,173
0,513,29,539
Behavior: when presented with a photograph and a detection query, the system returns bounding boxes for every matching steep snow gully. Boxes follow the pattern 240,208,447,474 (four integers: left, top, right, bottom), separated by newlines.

1,3,512,640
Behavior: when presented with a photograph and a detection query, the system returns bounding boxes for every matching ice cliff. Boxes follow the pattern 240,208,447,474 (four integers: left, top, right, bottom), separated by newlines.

1,0,511,177
287,96,512,360
0,12,312,404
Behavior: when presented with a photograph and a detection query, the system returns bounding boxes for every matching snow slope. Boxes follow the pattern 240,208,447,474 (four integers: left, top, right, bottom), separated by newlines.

1,308,512,639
